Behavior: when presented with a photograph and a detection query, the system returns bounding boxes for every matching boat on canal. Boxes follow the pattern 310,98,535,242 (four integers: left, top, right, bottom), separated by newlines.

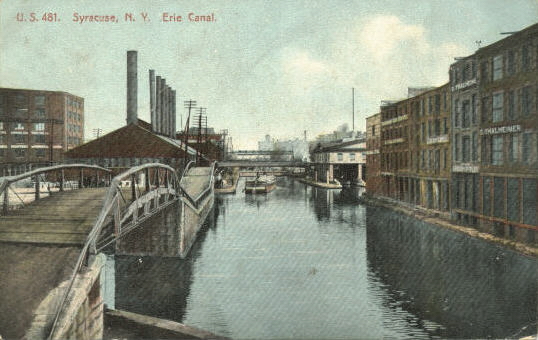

245,174,276,194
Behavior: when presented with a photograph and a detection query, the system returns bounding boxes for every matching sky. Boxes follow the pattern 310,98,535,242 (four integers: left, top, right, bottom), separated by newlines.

1,0,537,149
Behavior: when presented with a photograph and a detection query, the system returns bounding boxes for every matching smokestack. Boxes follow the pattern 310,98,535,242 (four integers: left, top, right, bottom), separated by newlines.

126,51,138,125
165,86,170,137
155,75,161,133
162,83,166,136
160,78,166,134
167,86,173,137
171,90,176,138
149,70,156,131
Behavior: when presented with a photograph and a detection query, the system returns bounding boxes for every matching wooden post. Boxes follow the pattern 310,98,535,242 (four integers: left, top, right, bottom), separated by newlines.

35,175,40,200
60,169,64,192
96,170,100,187
131,174,136,202
155,168,160,187
3,186,9,215
145,168,150,192
79,169,84,189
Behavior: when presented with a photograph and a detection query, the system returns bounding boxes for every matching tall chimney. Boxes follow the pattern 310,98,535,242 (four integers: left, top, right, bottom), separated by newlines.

165,86,170,137
126,50,138,125
163,83,169,136
149,70,156,131
171,90,176,138
160,78,166,134
155,75,162,133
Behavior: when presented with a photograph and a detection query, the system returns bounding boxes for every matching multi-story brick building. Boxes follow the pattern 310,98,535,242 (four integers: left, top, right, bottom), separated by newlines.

0,88,84,175
411,84,451,213
377,85,451,215
450,55,481,225
365,113,381,194
379,100,409,199
474,23,538,242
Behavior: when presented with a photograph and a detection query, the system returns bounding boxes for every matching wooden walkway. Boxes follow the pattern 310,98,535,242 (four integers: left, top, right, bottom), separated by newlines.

0,188,107,246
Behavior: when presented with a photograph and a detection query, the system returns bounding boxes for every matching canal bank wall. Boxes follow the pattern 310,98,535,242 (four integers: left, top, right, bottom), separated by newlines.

363,195,538,258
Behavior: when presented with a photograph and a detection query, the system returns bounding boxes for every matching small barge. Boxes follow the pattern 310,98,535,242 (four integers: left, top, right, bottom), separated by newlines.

245,175,276,194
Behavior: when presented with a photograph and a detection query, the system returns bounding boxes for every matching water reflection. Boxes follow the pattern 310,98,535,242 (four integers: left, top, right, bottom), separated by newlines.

366,206,537,338
113,203,221,324
109,178,536,339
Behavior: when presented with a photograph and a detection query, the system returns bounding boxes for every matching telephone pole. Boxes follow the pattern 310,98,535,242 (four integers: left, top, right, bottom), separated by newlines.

183,99,197,166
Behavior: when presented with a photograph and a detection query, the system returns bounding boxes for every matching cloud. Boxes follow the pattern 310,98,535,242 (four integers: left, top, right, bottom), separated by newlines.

358,15,428,61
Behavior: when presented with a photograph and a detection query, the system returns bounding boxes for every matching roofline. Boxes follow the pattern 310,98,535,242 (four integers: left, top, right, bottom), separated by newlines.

0,87,83,99
476,22,538,55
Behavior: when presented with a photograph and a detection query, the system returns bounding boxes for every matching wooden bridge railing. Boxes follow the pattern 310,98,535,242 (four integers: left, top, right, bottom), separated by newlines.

0,164,112,215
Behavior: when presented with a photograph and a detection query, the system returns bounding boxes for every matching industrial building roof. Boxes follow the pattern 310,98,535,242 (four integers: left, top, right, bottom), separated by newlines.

65,123,198,159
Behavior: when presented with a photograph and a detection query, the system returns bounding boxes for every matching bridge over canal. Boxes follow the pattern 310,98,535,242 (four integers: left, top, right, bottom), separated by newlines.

0,162,215,339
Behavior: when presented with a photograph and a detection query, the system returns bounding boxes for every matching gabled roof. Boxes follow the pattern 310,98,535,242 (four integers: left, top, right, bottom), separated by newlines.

65,123,198,159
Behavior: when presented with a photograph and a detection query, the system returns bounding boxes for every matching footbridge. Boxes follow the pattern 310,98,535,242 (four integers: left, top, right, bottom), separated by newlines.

0,162,215,339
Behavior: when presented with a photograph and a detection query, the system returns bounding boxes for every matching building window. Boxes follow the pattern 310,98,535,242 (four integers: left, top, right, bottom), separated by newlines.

521,86,533,117
522,133,535,165
349,153,356,161
15,94,27,107
522,45,530,71
509,134,519,163
480,61,489,83
35,149,46,158
507,178,520,222
493,55,503,80
461,100,470,128
493,177,505,218
454,133,460,162
492,92,503,122
12,122,24,131
34,134,46,144
454,99,460,127
421,123,425,142
471,94,477,125
491,135,503,165
13,134,27,144
461,136,471,163
13,149,26,158
434,94,440,115
472,131,478,162
523,178,537,225
337,153,343,161
481,97,489,123
35,95,46,107
481,136,489,164
0,122,3,130
33,123,45,131
507,50,515,75
507,90,516,120
443,148,447,169
443,118,449,134
0,135,5,144
483,177,491,216
34,108,46,118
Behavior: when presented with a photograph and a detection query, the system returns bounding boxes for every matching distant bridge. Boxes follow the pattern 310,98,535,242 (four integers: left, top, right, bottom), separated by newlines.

218,160,308,168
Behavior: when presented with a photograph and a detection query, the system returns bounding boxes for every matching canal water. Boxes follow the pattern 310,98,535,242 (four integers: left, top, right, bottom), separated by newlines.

109,177,537,339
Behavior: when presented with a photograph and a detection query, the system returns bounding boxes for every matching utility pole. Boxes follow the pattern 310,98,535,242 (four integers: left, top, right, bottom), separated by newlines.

352,87,355,132
92,128,102,139
194,107,207,164
183,100,196,166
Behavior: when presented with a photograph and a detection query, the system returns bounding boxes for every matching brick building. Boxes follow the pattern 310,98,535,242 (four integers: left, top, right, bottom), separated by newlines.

410,84,451,213
474,23,538,242
374,84,451,215
0,88,84,175
450,55,481,225
379,100,409,200
365,113,381,194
